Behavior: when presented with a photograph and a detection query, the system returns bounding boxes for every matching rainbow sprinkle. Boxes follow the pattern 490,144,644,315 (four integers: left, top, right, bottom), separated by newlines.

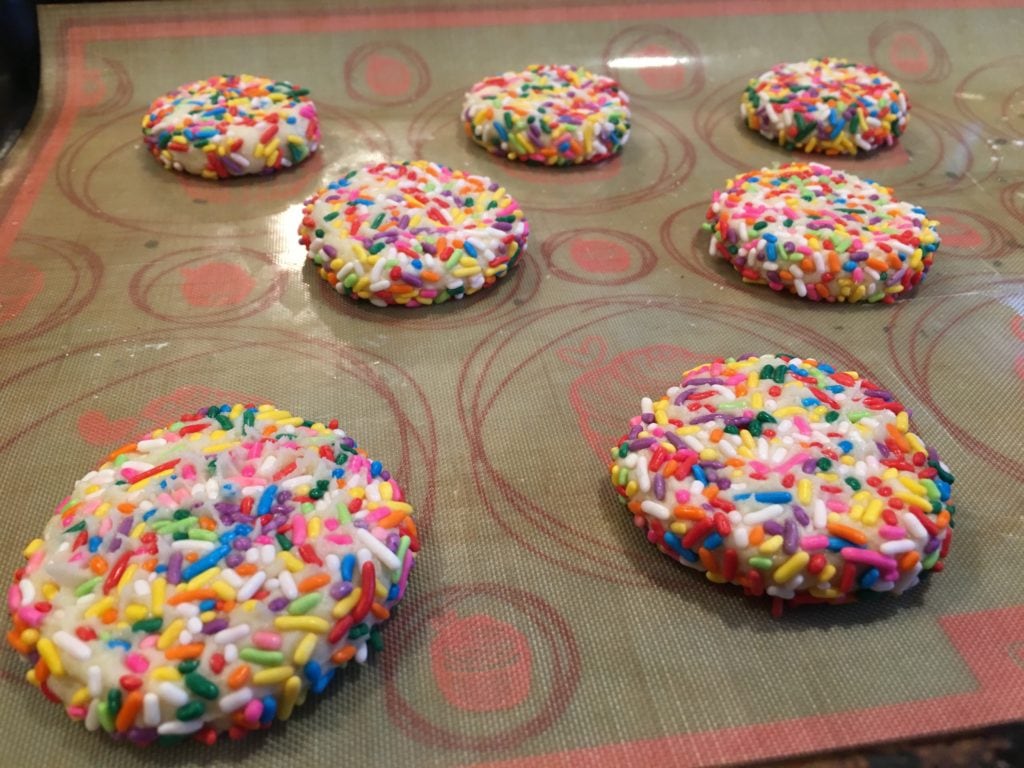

461,64,631,165
704,162,940,303
141,75,320,179
299,160,528,307
7,404,418,745
741,58,908,155
611,355,954,610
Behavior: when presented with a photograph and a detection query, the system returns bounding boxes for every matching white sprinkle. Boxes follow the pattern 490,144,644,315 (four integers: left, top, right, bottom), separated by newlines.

744,504,785,524
88,665,102,698
157,682,190,707
137,438,167,451
280,474,314,490
85,700,100,731
213,624,250,645
225,643,239,663
880,539,916,555
355,528,402,571
158,719,204,735
279,570,298,600
218,687,254,713
639,500,670,520
143,692,161,726
18,579,35,605
53,630,91,660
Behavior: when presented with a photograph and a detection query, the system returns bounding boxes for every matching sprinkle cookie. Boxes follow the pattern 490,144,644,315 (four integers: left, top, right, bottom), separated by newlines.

704,162,939,303
461,64,631,165
611,355,954,609
741,58,908,155
141,74,320,179
299,160,528,307
7,404,418,744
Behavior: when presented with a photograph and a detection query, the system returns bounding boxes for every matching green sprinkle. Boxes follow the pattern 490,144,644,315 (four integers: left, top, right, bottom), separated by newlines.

347,624,369,640
825,411,841,423
371,213,386,229
275,533,293,551
239,648,285,666
132,617,163,633
772,366,787,384
74,576,103,598
185,672,220,700
748,420,762,438
287,593,322,615
816,458,833,471
759,365,774,380
617,443,629,458
336,502,352,525
176,701,206,721
65,520,87,533
107,688,122,717
369,625,383,652
177,659,200,674
188,527,218,542
243,409,255,429
848,411,870,423
756,411,777,424
368,241,386,255
929,461,954,484
97,701,115,733
844,478,861,491
921,547,941,570
748,556,774,570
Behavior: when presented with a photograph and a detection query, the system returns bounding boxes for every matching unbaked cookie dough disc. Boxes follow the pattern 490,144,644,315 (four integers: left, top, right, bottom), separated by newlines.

705,162,940,303
7,404,419,744
461,64,631,165
141,74,320,179
299,160,529,307
610,354,954,608
741,58,908,155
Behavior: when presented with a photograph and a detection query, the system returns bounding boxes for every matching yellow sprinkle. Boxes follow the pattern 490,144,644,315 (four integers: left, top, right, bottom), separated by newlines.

274,616,329,634
242,599,259,612
669,522,689,535
84,484,101,496
676,425,701,436
279,675,302,721
229,404,244,419
848,504,864,521
252,666,295,686
751,391,764,410
280,551,305,573
307,517,322,539
818,564,837,583
375,580,388,600
895,491,932,511
293,633,318,666
706,572,727,584
899,476,927,496
906,432,926,454
157,619,184,650
94,503,111,519
36,638,64,676
41,582,59,601
186,568,219,590
797,479,812,506
384,501,413,514
129,522,146,539
124,604,148,622
26,670,38,687
275,417,303,428
152,578,166,617
862,499,885,526
332,588,361,619
882,467,899,480
773,551,810,583
759,535,784,555
84,596,115,620
117,564,138,593
199,610,216,623
23,539,44,558
746,371,758,391
211,580,236,601
625,480,638,496
130,469,174,490
151,666,181,682
773,406,807,418
203,441,240,455
20,628,39,648
71,687,91,707
698,448,718,461
810,587,841,599
740,430,756,449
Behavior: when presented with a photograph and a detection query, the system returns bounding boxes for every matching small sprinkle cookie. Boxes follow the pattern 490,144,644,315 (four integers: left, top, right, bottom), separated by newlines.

141,74,320,179
7,404,419,744
299,160,528,307
461,64,631,165
742,58,908,155
610,355,955,609
704,162,939,303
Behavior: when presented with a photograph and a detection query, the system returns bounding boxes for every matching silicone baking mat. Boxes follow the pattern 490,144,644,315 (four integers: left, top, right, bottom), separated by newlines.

2,0,1024,765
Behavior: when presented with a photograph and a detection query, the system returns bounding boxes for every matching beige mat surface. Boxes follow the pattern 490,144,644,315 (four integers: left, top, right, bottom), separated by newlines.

2,1,1024,765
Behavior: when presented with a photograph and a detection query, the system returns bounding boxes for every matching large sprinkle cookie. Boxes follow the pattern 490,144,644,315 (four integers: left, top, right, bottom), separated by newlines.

7,404,419,744
141,74,320,179
611,355,954,609
705,162,939,303
741,58,908,155
461,64,630,165
299,160,528,307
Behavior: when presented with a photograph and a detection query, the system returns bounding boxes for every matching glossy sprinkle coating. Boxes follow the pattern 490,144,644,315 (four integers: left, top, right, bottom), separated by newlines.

461,64,630,165
704,163,940,303
299,161,529,307
141,74,320,179
741,58,908,155
7,404,418,745
611,355,954,607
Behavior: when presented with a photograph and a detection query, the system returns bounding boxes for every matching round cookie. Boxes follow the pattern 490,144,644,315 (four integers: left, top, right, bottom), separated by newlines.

6,404,419,744
141,74,320,179
704,162,940,303
461,64,631,165
610,355,954,608
299,160,528,307
741,58,908,155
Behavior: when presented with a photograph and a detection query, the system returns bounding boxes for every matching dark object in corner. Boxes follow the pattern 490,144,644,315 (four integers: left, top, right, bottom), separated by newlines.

0,0,41,163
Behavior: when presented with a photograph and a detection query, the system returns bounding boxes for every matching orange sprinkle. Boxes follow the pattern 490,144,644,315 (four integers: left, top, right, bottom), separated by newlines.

184,552,199,563
298,573,331,593
142,558,158,572
370,603,390,620
673,505,705,521
101,608,118,625
885,423,911,453
749,525,765,547
167,588,218,606
709,428,724,444
117,503,135,515
331,645,356,665
936,510,950,529
89,555,108,575
164,643,205,660
198,517,216,531
378,511,408,529
34,658,49,685
627,500,642,515
235,563,258,577
227,664,251,689
827,522,868,546
726,458,745,468
698,547,717,573
402,518,419,538
107,443,138,462
662,460,678,477
420,270,440,282
703,484,719,501
6,629,29,654
899,551,920,571
116,690,143,732
865,257,889,272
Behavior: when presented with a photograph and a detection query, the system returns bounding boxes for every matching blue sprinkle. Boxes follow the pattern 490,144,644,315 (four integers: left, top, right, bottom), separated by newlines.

411,259,423,269
142,509,157,522
493,120,508,141
155,564,167,574
331,468,345,479
106,639,131,651
801,397,821,407
260,696,277,725
257,485,278,516
838,440,854,454
181,544,231,581
341,553,356,581
88,536,103,553
843,260,857,272
198,599,216,612
370,461,383,478
828,536,863,551
286,115,296,124
859,567,880,589
766,241,778,262
313,668,335,694
692,465,707,484
754,491,792,504
825,384,844,394
732,492,752,501
463,241,478,258
303,660,322,683
704,532,723,549
387,583,400,601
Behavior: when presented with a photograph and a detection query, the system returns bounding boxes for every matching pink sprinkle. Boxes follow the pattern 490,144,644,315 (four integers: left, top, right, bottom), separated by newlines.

124,653,149,673
324,518,339,531
775,452,810,473
243,699,263,723
98,517,113,536
749,461,771,474
67,706,87,720
246,442,263,460
181,464,197,480
675,489,690,504
7,584,21,612
26,549,45,575
879,525,906,540
800,535,829,550
253,631,282,650
840,547,896,570
292,516,307,547
121,468,139,481
325,533,352,545
139,635,158,649
18,606,44,628
254,535,272,545
156,493,176,509
53,496,72,516
826,500,848,513
241,465,255,478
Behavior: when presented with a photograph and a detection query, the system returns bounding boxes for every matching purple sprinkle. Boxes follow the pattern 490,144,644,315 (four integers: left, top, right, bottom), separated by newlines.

232,536,251,551
783,519,799,554
792,505,810,526
685,377,724,386
673,387,697,405
117,517,134,536
653,473,665,501
108,537,122,553
627,424,643,440
876,441,891,459
763,521,784,536
202,618,229,635
225,552,244,568
167,552,183,585
801,459,818,475
629,437,658,451
924,537,941,554
330,582,353,600
268,597,289,612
